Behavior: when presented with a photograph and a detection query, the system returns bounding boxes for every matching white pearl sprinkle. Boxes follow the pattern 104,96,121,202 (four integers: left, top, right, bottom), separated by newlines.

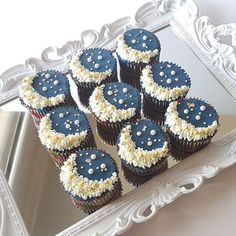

74,120,80,125
91,154,96,160
186,116,189,119
142,43,147,47
39,83,42,86
42,87,47,91
200,105,206,111
137,131,142,136
101,163,106,169
167,64,171,68
131,39,136,44
54,91,57,94
94,63,100,68
184,109,189,114
96,166,99,170
118,99,124,104
175,78,179,81
203,122,206,125
171,70,176,75
87,57,92,62
59,113,64,118
45,74,50,79
167,78,172,84
143,35,147,40
107,60,110,63
65,124,70,129
209,114,212,117
195,115,201,120
104,168,107,172
88,169,94,175
97,55,103,60
53,80,59,85
80,166,84,169
147,141,152,146
150,130,156,135
108,90,113,96
123,88,128,93
86,159,91,163
159,71,164,76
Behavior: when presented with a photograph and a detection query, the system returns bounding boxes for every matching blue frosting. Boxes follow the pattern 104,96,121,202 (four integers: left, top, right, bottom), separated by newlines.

80,48,116,73
123,28,160,52
149,62,191,89
103,82,141,110
177,98,218,128
32,70,69,98
75,149,117,181
49,106,89,135
130,120,167,151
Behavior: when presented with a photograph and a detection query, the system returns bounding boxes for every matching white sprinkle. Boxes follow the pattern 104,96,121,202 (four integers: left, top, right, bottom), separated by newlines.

199,112,202,115
123,87,128,93
118,99,124,104
186,116,189,119
131,39,136,44
91,154,96,160
209,114,212,117
98,51,102,54
55,123,58,126
150,130,156,135
94,63,100,68
107,60,110,63
167,64,171,68
45,74,50,79
195,115,201,120
42,87,47,91
53,80,59,85
50,86,53,89
54,91,57,94
158,139,161,142
54,75,57,78
66,112,69,114
159,71,164,77
203,122,206,125
39,83,42,86
96,166,99,170
137,131,142,136
167,79,172,84
59,113,64,118
80,166,84,169
143,35,147,40
104,168,107,171
86,159,91,163
142,43,147,48
184,109,189,114
87,57,92,62
171,70,176,75
88,169,94,175
191,108,194,111
98,55,103,60
147,141,152,146
160,80,163,82
108,90,113,96
200,105,206,111
141,141,144,144
65,124,70,129
101,163,106,169
154,139,157,142
175,78,179,81
59,88,62,91
74,120,80,125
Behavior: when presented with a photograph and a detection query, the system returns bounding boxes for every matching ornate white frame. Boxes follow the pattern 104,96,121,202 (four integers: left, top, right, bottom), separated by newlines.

0,0,236,235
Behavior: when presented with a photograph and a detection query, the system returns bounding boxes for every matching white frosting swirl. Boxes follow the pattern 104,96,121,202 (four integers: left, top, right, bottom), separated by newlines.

116,34,159,63
141,66,190,101
69,51,113,84
165,101,218,141
118,125,169,168
89,85,136,122
38,116,88,151
60,153,118,200
19,74,66,109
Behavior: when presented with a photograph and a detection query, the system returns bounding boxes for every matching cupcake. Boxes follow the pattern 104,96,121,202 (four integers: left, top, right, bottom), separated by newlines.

69,47,118,107
117,119,169,177
38,106,96,167
165,98,219,155
116,28,161,90
19,70,75,120
141,62,191,125
89,82,141,145
60,149,122,214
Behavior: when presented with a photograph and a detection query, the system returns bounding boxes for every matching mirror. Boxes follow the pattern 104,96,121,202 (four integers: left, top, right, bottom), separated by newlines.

0,25,236,236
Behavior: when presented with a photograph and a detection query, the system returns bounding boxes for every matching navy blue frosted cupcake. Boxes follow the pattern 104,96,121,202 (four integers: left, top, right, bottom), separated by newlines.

69,48,118,107
118,119,169,177
38,106,96,167
165,98,219,156
19,70,75,120
89,82,141,145
60,149,122,214
141,62,191,125
116,28,161,90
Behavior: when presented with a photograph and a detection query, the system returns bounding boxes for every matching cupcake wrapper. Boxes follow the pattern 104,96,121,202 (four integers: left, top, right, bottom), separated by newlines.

168,129,213,154
117,54,159,78
72,70,118,107
47,130,96,168
119,68,141,91
94,109,141,145
121,157,168,177
71,179,122,214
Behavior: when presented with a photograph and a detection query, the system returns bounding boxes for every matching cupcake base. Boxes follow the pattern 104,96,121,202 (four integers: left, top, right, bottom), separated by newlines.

71,179,122,214
120,68,141,91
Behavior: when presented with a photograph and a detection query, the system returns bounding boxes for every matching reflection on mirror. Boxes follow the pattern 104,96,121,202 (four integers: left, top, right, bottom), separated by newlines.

0,26,236,236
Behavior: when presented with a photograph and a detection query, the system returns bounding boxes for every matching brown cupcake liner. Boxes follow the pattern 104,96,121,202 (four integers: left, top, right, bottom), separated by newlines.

71,179,122,214
119,68,141,91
